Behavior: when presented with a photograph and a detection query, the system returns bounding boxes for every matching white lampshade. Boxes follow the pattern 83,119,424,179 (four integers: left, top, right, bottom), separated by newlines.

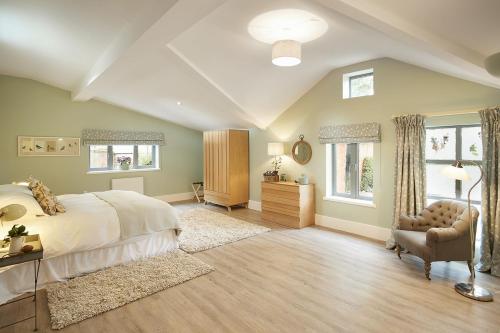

272,40,301,67
485,52,500,77
268,142,284,156
442,162,470,181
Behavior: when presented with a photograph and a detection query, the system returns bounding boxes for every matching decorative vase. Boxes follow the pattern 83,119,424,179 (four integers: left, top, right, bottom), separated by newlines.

120,164,130,171
9,236,24,254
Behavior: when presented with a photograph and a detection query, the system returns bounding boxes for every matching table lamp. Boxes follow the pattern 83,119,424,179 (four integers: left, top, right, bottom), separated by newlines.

1,204,27,247
441,161,493,301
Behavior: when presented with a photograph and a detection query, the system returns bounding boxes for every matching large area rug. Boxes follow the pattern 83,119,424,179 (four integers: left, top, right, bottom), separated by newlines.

46,250,213,330
178,208,270,253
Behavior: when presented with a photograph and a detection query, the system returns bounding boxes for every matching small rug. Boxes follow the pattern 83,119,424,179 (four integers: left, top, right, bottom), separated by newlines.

46,250,213,330
178,208,270,253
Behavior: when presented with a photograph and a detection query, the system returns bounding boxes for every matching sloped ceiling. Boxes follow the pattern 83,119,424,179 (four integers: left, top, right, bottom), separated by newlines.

1,0,500,130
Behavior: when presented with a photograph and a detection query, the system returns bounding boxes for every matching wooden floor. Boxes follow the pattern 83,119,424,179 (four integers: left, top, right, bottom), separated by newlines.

1,201,499,333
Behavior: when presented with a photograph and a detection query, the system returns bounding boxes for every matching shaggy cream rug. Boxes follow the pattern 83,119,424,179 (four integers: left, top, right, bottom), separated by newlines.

46,250,213,330
178,208,270,253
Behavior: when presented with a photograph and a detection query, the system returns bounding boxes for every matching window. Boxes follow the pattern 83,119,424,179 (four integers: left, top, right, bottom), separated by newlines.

343,69,374,99
89,145,159,171
425,125,482,203
330,142,374,201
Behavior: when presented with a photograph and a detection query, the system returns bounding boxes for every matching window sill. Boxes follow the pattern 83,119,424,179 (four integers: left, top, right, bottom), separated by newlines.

323,196,376,208
87,168,160,175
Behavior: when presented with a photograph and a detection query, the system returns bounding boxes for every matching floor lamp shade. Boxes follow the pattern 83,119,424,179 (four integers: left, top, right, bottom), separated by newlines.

268,142,284,156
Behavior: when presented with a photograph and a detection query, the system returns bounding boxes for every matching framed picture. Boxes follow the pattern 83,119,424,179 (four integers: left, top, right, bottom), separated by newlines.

18,136,80,157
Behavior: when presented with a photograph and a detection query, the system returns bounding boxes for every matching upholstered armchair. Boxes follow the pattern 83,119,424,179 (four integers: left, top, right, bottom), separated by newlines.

394,200,479,280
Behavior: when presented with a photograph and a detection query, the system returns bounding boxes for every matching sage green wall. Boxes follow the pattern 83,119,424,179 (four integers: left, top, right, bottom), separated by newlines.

250,58,500,229
0,75,203,196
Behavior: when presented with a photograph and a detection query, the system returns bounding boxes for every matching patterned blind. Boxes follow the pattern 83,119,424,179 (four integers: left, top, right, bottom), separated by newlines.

82,129,166,146
319,122,381,144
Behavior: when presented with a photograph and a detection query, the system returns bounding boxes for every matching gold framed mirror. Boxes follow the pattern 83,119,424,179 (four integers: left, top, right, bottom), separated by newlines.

292,135,312,165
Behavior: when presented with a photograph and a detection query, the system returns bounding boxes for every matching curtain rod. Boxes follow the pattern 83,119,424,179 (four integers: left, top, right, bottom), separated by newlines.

391,107,487,119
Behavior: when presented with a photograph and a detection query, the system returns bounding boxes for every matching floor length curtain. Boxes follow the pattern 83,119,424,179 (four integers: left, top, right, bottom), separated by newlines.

477,108,500,276
386,115,426,249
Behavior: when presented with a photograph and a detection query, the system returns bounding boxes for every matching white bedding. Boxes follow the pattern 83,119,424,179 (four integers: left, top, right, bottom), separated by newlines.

1,190,181,258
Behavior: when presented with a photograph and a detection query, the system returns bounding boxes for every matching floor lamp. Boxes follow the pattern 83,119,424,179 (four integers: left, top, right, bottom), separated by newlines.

442,161,494,302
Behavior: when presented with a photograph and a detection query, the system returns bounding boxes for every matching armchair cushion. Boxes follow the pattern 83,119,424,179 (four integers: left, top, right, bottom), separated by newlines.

394,230,431,261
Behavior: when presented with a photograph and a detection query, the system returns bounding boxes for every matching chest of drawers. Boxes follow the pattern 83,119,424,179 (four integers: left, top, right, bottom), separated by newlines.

261,181,314,228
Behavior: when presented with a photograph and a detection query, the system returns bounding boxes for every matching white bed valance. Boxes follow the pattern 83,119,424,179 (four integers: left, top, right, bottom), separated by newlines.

82,129,166,146
319,122,381,144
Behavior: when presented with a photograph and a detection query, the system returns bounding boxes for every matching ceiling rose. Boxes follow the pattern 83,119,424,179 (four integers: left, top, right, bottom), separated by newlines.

248,9,328,45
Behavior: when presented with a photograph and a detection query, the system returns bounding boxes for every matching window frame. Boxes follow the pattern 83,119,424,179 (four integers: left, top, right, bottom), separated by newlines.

88,144,159,172
342,68,374,99
425,124,481,204
331,142,373,201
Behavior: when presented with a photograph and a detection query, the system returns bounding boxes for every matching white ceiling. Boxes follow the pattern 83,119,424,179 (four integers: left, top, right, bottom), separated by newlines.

1,0,500,130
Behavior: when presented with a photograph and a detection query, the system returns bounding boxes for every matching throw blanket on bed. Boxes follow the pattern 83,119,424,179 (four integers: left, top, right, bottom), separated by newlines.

93,190,181,239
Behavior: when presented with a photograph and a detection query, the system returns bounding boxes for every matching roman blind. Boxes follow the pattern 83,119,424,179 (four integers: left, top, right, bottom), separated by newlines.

82,129,166,146
319,122,381,144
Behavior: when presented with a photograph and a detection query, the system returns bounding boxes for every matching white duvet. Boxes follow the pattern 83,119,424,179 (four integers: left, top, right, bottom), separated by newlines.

3,191,181,258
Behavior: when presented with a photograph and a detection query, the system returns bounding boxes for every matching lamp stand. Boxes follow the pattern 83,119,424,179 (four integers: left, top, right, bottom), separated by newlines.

454,163,493,302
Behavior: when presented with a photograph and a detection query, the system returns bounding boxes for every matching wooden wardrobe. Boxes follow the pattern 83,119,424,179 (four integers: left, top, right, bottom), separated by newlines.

203,129,249,211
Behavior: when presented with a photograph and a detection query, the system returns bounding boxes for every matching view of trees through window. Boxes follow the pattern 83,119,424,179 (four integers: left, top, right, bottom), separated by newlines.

425,125,482,203
332,142,374,200
349,73,374,98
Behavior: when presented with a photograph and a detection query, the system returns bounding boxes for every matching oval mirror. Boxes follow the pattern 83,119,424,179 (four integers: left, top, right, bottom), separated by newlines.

292,135,312,165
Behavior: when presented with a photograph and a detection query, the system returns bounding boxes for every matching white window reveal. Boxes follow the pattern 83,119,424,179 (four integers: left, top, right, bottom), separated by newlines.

320,122,380,206
82,129,165,173
89,145,159,172
342,68,374,99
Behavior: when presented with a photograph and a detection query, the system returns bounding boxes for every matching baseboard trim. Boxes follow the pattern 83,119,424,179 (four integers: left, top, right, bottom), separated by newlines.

155,192,194,203
315,214,390,242
248,200,262,211
247,200,388,241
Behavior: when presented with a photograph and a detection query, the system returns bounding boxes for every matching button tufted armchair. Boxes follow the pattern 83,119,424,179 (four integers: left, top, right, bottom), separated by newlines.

394,200,479,280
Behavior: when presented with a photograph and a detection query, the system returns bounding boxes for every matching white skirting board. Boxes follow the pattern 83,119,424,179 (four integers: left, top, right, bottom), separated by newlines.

155,192,194,203
248,200,262,211
247,200,389,242
315,214,390,242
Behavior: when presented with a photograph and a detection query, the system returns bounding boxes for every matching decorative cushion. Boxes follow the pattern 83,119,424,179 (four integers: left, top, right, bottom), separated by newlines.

27,177,65,216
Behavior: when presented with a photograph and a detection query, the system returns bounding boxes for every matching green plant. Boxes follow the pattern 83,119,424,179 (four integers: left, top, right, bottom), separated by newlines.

8,224,28,238
360,157,374,193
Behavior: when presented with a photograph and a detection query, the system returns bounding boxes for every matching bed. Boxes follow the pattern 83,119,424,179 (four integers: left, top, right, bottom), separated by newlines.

0,185,181,304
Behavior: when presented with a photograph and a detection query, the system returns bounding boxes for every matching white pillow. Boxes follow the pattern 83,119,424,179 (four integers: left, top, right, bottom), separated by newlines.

0,191,46,220
0,184,32,195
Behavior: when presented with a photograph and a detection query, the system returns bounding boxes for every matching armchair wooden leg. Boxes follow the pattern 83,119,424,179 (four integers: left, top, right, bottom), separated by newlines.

467,260,475,278
424,261,431,280
396,244,401,259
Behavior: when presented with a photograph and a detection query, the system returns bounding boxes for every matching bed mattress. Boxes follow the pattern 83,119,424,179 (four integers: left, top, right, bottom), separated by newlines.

0,229,178,304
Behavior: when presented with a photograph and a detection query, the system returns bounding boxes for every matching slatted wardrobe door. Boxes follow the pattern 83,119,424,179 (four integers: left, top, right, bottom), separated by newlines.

203,129,248,211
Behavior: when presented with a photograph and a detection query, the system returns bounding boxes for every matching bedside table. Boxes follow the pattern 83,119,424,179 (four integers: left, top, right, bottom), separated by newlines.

0,234,43,331
261,181,315,228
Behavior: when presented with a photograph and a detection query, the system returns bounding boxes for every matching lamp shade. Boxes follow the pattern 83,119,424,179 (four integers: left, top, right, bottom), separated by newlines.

268,142,284,156
272,40,301,67
0,204,27,222
442,162,470,181
485,52,500,77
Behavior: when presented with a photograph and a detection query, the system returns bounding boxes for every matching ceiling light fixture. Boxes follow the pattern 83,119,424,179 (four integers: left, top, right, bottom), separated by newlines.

484,52,500,77
272,40,301,67
248,9,328,67
176,101,182,106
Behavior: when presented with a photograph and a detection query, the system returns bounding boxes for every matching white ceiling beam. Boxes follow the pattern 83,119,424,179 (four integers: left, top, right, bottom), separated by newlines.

313,0,500,88
72,0,226,101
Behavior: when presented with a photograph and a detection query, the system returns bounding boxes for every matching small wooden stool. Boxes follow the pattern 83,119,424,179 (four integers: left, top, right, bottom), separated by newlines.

192,182,204,203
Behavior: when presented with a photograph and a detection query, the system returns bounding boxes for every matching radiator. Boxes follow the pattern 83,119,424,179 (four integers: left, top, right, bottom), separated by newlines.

111,177,144,194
